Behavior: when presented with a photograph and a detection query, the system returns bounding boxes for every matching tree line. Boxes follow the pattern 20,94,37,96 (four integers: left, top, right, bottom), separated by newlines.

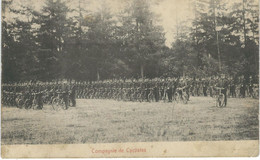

2,0,259,83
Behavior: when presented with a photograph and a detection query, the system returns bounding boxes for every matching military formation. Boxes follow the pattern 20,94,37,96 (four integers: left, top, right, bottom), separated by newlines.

2,75,259,109
2,82,76,110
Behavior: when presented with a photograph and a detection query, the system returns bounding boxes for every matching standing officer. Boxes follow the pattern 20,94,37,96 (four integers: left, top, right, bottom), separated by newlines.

70,84,76,107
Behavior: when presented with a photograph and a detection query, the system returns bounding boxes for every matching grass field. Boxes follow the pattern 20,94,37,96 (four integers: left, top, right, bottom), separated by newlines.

1,97,259,144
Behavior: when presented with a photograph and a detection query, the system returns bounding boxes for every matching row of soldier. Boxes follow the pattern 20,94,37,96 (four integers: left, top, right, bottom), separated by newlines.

2,76,259,109
73,77,258,101
2,83,77,109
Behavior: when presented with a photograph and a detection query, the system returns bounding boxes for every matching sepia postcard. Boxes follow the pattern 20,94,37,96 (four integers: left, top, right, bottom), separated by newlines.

1,0,259,158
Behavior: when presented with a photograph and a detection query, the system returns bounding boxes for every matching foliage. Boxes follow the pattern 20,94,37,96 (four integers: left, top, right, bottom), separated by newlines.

2,0,259,82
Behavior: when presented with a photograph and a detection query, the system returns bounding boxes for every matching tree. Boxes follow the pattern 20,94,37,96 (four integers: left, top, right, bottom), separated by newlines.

170,39,197,77
190,0,240,75
2,0,258,82
85,2,119,80
34,0,71,80
229,0,259,80
2,19,19,82
2,2,39,82
120,0,165,79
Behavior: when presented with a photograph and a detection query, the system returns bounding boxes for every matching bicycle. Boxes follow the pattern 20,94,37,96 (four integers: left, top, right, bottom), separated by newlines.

174,88,188,104
24,97,33,110
252,84,259,99
182,91,189,104
147,89,154,102
51,93,69,110
15,94,24,109
216,88,226,108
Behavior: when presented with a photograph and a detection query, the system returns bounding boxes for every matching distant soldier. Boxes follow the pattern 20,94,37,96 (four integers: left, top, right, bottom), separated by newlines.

240,84,246,98
70,85,76,107
214,78,229,107
166,86,172,102
145,81,150,102
230,82,236,98
153,84,159,102
203,82,208,96
33,90,44,110
248,83,253,98
59,83,69,109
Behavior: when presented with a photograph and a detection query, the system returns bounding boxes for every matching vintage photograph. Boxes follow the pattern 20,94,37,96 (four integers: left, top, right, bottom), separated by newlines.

1,0,259,157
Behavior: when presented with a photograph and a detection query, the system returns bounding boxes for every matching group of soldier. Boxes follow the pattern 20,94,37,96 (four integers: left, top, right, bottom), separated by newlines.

2,82,76,110
2,75,259,109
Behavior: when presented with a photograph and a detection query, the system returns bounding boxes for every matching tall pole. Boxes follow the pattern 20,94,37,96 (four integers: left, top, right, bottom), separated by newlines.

213,0,221,72
242,0,249,81
216,30,221,72
194,0,201,71
242,0,247,48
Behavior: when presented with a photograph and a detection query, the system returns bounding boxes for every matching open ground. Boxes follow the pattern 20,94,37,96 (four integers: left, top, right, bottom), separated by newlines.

1,97,259,144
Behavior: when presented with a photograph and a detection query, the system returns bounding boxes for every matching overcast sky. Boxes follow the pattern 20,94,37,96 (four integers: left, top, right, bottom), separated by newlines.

3,0,255,47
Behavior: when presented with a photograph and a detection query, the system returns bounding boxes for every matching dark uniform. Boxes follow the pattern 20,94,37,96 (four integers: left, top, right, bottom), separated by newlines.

153,85,159,102
70,85,76,107
240,84,246,98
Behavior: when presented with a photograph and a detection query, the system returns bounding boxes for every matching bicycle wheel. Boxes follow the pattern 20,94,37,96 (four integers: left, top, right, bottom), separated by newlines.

253,89,259,99
17,99,24,109
68,99,73,107
147,93,152,102
32,99,38,110
174,93,180,103
216,94,225,108
52,98,61,110
24,100,32,110
61,100,68,110
182,93,188,104
137,93,142,102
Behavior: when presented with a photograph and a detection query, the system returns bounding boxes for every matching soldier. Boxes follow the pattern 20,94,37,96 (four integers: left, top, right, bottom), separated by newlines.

203,82,208,97
70,85,76,107
144,80,150,102
59,83,69,109
230,81,236,98
240,83,246,98
153,84,159,102
213,77,228,107
166,84,173,102
33,89,44,110
248,82,253,98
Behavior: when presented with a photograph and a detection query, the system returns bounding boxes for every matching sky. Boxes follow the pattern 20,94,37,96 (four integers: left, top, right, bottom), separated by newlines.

152,0,194,46
3,0,256,47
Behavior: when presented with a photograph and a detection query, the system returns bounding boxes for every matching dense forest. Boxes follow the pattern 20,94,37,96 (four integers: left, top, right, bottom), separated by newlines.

2,0,259,83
